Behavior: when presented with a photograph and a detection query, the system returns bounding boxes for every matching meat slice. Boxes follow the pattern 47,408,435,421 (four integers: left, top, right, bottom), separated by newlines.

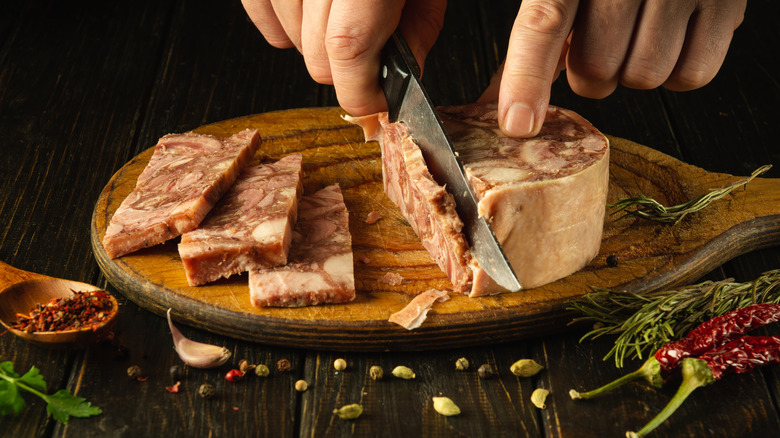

388,289,450,330
177,154,303,286
249,184,355,307
348,102,609,295
103,129,260,258
345,113,475,293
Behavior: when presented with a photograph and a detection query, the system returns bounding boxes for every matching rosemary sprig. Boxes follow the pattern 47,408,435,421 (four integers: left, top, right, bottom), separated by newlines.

608,165,772,224
568,269,780,368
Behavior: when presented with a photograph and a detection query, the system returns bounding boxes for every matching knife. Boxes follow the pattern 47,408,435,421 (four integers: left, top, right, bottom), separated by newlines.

379,31,522,292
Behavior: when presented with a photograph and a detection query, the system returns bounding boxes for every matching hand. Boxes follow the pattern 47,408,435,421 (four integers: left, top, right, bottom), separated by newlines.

480,0,747,137
241,0,447,116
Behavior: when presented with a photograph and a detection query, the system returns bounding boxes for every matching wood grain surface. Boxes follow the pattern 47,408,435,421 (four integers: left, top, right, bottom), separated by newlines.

90,107,780,351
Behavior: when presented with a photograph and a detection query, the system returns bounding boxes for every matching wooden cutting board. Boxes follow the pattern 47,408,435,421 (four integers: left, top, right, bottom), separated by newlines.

90,107,780,351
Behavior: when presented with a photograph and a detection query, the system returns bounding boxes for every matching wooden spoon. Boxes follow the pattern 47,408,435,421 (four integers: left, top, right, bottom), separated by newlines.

0,260,118,349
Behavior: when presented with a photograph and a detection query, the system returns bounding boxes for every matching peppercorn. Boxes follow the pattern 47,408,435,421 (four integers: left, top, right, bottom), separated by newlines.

169,365,183,381
277,358,291,373
455,357,469,371
225,369,243,382
254,364,270,377
477,363,494,379
369,365,383,381
126,365,143,380
333,358,347,371
295,380,308,392
198,383,215,399
606,254,619,267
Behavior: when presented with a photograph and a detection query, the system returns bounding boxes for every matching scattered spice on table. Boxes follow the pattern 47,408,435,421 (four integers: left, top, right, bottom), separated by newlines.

165,381,181,394
627,336,780,437
198,383,215,399
277,358,291,373
11,290,114,333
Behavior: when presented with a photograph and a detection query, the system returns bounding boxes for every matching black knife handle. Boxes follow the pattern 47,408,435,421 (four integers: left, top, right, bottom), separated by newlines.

380,31,420,123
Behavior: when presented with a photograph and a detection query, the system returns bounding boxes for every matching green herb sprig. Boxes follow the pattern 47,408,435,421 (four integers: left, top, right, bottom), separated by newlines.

568,269,780,368
608,165,771,224
0,361,101,423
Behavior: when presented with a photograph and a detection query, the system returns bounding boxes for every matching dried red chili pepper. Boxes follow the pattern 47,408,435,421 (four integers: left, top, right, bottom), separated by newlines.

11,290,114,333
627,336,780,438
570,303,780,399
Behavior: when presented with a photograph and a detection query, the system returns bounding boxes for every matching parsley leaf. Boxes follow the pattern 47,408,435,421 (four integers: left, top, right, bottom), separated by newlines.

0,360,101,423
45,390,102,424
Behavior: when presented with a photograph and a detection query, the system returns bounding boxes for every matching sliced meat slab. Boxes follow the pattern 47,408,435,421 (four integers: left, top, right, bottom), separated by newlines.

249,184,355,307
348,102,609,295
102,129,260,259
345,112,475,294
178,154,303,286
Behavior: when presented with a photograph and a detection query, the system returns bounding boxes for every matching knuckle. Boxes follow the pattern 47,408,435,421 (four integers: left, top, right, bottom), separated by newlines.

621,61,671,90
668,63,716,91
516,1,571,36
325,26,372,63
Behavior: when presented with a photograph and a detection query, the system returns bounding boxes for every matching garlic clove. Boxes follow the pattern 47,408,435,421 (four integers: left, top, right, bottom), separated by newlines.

167,308,231,369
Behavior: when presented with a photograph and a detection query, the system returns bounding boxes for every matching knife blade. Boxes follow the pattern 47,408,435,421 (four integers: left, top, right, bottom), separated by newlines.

379,31,522,292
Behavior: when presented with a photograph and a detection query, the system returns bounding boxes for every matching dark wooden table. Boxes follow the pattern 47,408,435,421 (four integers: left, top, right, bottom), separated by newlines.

2,1,779,437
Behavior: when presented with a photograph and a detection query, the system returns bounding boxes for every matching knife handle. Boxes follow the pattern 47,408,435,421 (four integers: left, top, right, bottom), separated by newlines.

380,31,420,123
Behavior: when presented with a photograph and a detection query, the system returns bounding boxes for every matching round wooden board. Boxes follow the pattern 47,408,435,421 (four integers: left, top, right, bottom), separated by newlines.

91,107,780,351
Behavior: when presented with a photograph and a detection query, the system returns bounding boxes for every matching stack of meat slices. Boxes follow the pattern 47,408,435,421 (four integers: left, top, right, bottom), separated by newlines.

249,184,355,307
103,129,261,258
178,154,304,286
103,130,356,308
348,101,609,296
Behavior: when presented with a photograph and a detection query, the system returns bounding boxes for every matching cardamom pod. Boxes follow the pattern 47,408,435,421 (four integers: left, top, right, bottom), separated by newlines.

531,388,549,409
334,403,363,420
510,359,544,377
432,397,461,416
392,365,416,379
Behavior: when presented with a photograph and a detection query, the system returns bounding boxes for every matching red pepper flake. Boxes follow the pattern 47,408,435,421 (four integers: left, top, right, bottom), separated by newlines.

225,369,243,382
137,376,149,382
166,381,181,393
232,406,239,411
10,290,114,333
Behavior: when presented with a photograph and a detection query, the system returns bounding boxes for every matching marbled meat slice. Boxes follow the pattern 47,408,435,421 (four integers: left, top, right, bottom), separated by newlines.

345,113,475,294
102,129,260,258
249,184,355,307
178,154,303,286
348,102,609,296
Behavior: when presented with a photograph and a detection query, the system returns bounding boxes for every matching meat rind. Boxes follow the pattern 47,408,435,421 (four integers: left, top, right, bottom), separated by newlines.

178,154,303,286
348,102,609,295
102,129,260,258
249,184,355,307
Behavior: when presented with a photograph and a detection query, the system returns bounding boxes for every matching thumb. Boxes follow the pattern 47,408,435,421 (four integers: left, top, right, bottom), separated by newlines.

499,0,578,137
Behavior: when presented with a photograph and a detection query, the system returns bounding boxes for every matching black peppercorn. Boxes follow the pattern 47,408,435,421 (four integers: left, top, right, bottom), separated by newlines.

477,363,494,379
169,365,182,381
277,358,292,373
606,254,619,267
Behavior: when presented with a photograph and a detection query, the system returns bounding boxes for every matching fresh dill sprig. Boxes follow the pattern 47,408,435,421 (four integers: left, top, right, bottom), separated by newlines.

608,165,772,224
568,269,780,368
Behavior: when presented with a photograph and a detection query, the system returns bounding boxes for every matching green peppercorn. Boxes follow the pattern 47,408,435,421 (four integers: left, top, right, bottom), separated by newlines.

198,383,215,399
126,365,143,380
254,364,270,377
